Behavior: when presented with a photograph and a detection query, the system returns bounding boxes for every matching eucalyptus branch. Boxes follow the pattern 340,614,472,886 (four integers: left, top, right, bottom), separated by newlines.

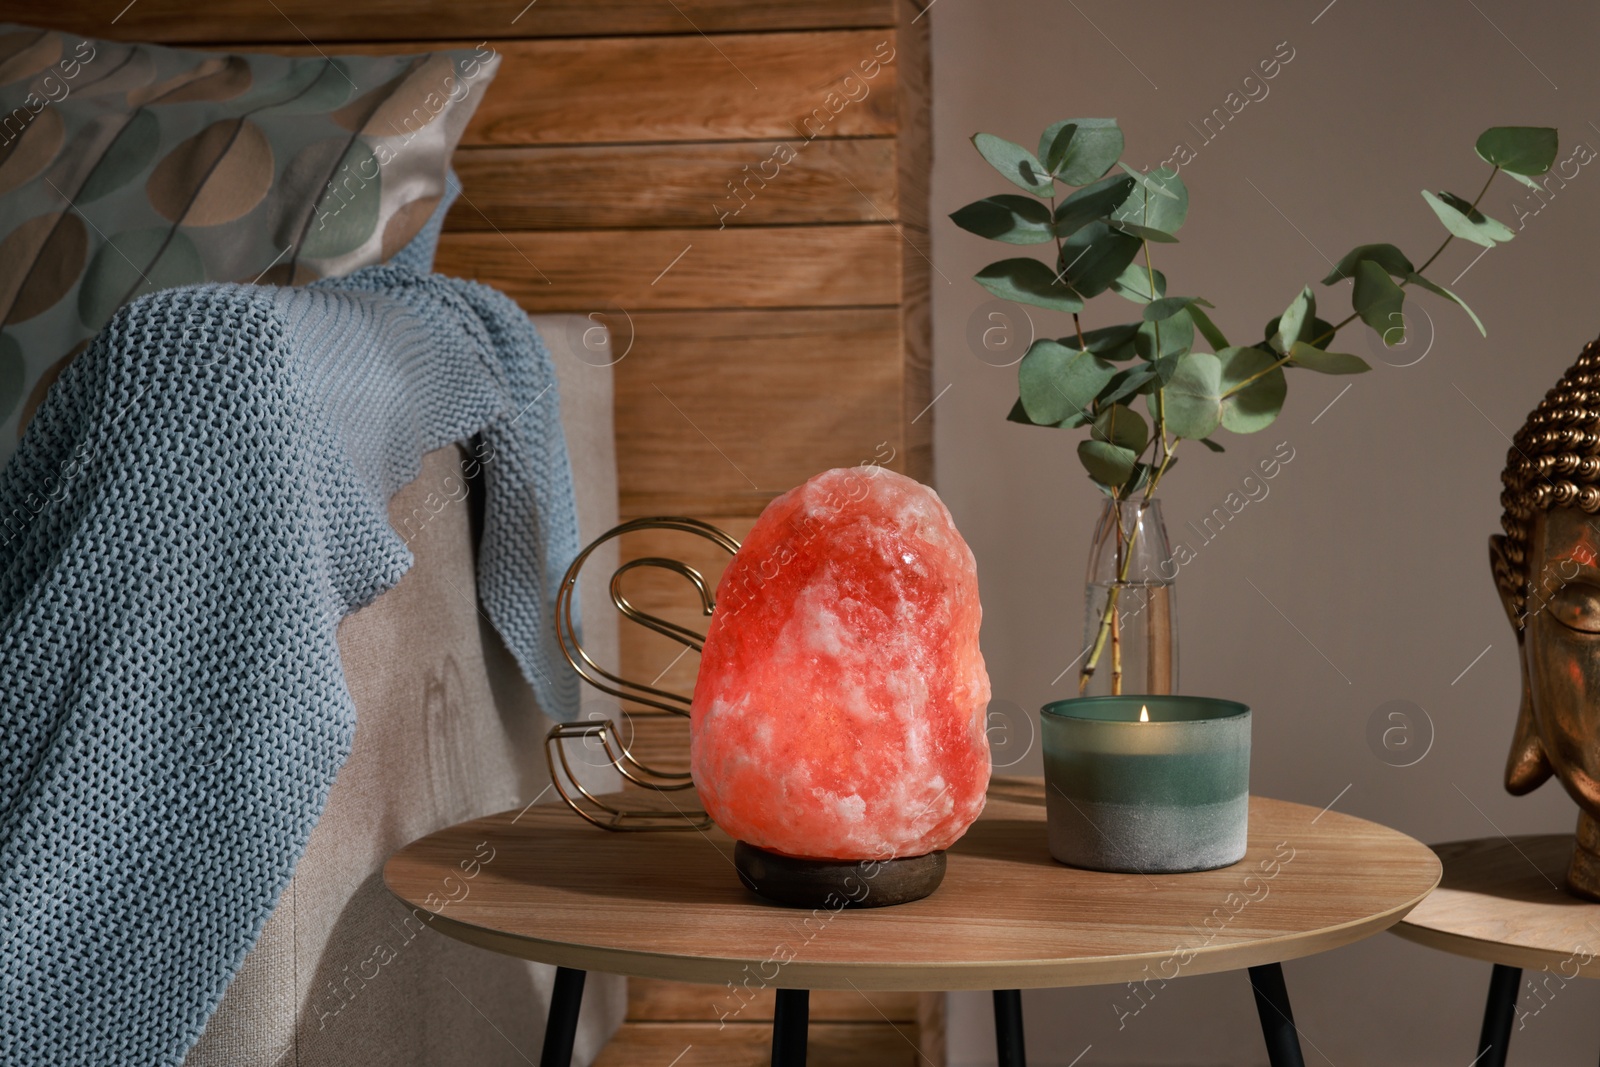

1140,237,1168,480
1081,233,1164,694
1301,166,1503,353
1077,516,1143,694
1146,438,1179,500
1229,166,1509,399
954,119,1553,697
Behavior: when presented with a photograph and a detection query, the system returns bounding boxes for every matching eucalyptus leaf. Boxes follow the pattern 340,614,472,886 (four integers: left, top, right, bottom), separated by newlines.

1040,118,1124,185
1286,342,1371,374
1322,243,1415,285
973,133,1054,195
1352,260,1406,344
1113,164,1188,236
1078,440,1139,487
1475,126,1559,176
1007,396,1089,428
1059,222,1142,300
1149,352,1184,385
1039,122,1078,173
975,258,1084,312
1159,351,1224,439
1118,161,1181,200
1110,221,1180,243
1145,296,1213,323
1079,322,1144,359
1135,308,1195,361
1274,287,1315,354
1422,189,1515,247
1157,347,1286,438
1405,271,1486,336
1109,262,1166,304
1093,402,1150,452
1264,312,1337,351
1302,317,1339,349
1122,461,1153,495
1053,174,1136,239
1187,303,1230,349
1218,346,1286,433
1018,340,1117,424
950,195,1054,244
1099,364,1159,406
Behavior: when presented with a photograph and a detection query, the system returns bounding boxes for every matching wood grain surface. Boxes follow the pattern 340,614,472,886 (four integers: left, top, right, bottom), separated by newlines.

246,32,900,146
462,32,900,146
597,968,925,1066
593,1021,917,1067
619,714,694,776
434,227,901,313
628,979,918,1022
31,0,894,43
614,309,904,515
384,777,1441,991
890,0,934,483
1392,834,1600,974
447,141,897,232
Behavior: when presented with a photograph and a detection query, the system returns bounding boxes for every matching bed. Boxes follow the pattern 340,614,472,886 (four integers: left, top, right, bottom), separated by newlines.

176,316,625,1066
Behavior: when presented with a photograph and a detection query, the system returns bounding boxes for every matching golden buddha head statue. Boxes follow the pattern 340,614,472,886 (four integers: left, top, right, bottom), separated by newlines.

1493,336,1600,899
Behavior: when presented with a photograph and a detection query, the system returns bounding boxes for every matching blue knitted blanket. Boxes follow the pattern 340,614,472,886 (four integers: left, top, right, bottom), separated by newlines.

0,266,580,1065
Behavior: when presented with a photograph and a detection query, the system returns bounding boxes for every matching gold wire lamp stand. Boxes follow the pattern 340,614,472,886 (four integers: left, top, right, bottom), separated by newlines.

546,516,740,831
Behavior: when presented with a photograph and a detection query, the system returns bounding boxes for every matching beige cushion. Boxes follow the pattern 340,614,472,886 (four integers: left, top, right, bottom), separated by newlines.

183,315,623,1067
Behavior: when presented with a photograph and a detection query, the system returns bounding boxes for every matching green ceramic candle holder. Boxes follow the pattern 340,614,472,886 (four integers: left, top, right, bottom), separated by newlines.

1041,695,1251,874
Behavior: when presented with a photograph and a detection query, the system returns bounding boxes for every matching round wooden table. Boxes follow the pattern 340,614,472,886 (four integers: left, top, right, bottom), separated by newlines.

1392,835,1600,1067
385,776,1439,1067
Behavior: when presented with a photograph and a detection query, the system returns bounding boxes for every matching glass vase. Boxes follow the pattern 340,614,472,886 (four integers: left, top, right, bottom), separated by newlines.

1079,497,1177,697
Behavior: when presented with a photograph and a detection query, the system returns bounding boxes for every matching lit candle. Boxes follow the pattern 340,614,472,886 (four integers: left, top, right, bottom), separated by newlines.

1040,695,1251,873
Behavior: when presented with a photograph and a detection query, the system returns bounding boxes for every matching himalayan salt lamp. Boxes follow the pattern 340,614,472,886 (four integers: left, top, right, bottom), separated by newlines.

690,466,991,900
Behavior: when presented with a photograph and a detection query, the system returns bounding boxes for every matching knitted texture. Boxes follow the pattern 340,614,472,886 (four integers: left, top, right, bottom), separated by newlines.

0,265,580,1066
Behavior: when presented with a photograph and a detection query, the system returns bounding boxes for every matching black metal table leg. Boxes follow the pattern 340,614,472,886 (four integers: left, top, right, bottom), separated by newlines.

772,988,809,1066
1477,963,1522,1067
1249,963,1306,1067
539,966,587,1067
993,989,1027,1067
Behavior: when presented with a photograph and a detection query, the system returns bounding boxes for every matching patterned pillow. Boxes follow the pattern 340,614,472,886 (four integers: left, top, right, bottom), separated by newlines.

0,25,500,467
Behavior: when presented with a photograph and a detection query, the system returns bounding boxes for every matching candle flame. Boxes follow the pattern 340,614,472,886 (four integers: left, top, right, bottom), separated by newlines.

1139,705,1150,723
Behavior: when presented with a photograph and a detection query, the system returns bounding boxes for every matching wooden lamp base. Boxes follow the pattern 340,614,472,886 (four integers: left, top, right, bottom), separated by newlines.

733,841,946,908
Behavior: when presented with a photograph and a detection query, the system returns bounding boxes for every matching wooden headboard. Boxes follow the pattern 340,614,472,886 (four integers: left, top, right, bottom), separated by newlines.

32,0,930,771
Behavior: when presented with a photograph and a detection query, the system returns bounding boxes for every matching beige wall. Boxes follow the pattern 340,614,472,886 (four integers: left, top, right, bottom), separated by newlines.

931,0,1600,1062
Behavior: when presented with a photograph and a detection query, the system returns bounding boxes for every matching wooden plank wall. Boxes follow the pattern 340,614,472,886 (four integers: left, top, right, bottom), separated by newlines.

33,1,934,1058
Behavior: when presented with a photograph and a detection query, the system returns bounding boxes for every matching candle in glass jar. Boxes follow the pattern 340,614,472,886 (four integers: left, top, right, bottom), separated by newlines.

1041,695,1251,873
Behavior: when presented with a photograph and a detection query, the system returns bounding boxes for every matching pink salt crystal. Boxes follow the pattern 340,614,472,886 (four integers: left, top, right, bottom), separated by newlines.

690,467,991,861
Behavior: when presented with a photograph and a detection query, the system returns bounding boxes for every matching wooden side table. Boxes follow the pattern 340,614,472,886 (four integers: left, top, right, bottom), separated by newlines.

385,776,1439,1067
1392,835,1600,1067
